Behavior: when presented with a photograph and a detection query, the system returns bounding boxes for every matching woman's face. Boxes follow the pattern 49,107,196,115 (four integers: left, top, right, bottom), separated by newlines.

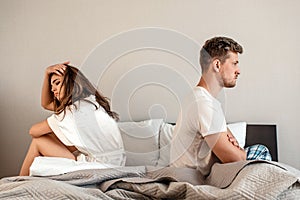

50,74,65,101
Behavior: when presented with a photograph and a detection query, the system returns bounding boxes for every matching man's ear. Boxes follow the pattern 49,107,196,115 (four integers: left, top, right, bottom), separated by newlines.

213,59,220,72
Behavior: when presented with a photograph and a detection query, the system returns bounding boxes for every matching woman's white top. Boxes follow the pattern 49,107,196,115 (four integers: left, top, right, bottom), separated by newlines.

46,95,125,166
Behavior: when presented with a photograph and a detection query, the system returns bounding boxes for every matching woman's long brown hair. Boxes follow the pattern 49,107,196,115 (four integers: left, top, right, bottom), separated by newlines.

51,65,119,120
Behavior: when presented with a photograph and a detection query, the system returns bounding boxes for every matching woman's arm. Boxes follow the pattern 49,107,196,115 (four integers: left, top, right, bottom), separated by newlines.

41,61,69,111
29,120,53,138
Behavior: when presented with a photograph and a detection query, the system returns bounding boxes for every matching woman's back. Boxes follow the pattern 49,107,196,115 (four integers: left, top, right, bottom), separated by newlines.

47,95,125,166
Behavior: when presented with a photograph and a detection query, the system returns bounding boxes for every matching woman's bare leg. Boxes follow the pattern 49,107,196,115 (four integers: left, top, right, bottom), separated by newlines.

19,133,76,176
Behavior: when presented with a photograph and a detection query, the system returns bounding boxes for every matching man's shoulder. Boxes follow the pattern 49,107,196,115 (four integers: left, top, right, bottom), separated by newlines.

189,87,213,101
180,87,219,116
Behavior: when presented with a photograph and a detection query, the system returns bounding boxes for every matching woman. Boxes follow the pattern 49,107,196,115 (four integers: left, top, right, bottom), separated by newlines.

19,62,125,176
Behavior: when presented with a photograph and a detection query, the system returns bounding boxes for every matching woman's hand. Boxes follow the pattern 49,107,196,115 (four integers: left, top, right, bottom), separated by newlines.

41,61,70,111
46,61,69,76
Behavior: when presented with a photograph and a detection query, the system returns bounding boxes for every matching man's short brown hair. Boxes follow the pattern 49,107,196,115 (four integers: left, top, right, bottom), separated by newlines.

200,36,243,72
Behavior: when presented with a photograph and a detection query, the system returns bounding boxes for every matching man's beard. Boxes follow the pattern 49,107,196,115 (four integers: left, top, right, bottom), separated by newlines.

221,77,237,88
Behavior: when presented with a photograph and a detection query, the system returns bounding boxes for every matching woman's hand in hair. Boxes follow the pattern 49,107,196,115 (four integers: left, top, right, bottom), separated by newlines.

41,61,69,111
46,61,70,76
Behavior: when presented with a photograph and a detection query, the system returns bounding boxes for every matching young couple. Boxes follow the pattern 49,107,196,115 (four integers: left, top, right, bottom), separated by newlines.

20,36,271,177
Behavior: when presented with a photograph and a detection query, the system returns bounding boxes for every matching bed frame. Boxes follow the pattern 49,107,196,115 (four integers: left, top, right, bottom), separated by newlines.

246,124,278,161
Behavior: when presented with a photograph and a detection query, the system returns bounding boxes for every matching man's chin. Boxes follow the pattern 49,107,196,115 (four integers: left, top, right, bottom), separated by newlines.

224,82,237,88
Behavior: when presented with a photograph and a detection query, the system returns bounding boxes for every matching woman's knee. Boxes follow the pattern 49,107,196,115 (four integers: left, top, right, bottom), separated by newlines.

32,134,76,160
32,134,57,150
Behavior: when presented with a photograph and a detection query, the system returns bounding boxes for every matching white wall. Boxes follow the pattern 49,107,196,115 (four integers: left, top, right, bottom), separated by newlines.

0,0,299,178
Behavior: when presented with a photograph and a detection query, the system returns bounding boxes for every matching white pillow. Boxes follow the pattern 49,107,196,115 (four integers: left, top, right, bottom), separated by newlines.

227,122,247,148
118,119,163,166
157,122,175,167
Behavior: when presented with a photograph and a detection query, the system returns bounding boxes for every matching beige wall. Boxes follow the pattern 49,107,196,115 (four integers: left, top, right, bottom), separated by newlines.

0,0,299,178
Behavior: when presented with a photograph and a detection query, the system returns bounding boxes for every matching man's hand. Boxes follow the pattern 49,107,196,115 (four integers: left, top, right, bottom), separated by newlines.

227,133,239,147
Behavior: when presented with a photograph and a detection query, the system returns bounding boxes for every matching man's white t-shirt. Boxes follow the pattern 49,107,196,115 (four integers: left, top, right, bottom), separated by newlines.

47,95,125,166
170,87,227,176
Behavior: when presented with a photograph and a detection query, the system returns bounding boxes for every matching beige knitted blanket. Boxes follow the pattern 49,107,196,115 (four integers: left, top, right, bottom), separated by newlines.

0,160,299,199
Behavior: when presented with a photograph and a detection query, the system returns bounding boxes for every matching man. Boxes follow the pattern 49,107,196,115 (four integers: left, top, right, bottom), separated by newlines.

170,36,271,176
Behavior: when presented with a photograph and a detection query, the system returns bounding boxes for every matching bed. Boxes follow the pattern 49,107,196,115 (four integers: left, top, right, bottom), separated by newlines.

0,120,299,199
1,40,299,199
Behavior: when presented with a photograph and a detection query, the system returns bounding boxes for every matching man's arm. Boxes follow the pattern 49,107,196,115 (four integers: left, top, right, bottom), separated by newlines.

204,129,246,163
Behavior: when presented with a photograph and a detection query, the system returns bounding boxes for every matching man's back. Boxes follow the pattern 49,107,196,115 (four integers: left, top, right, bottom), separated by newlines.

170,87,226,176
